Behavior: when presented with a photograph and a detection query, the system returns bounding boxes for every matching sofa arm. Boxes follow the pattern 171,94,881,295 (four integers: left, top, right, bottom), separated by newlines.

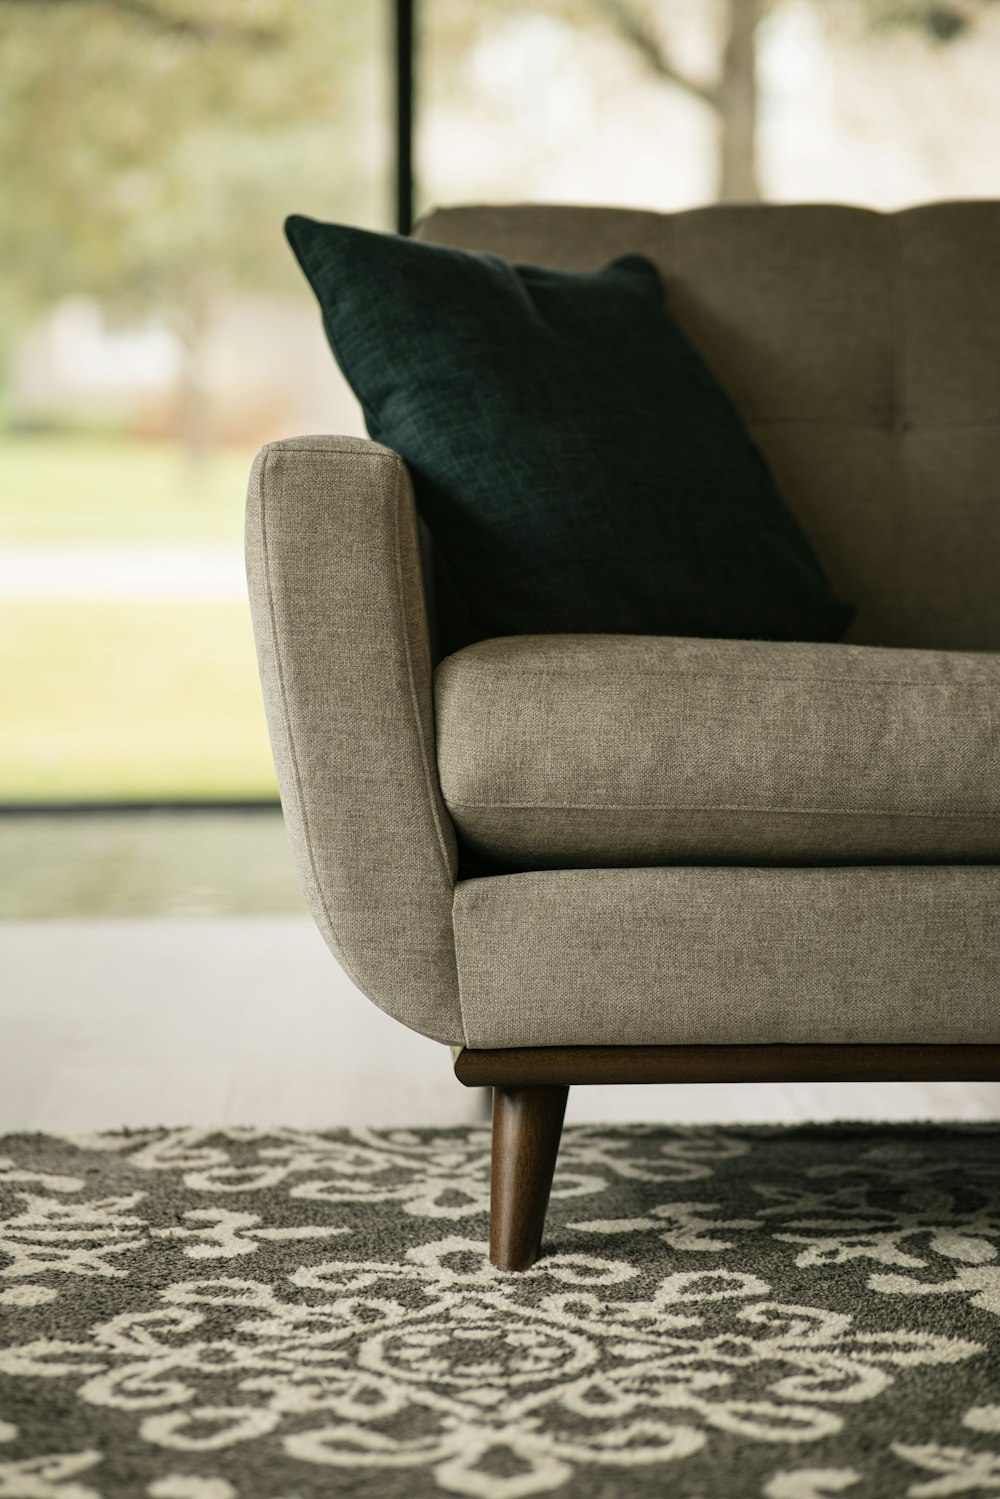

245,435,463,1044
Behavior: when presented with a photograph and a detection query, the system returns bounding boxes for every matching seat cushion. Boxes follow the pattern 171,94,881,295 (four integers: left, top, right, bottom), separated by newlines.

284,214,852,643
453,867,1000,1047
435,635,1000,866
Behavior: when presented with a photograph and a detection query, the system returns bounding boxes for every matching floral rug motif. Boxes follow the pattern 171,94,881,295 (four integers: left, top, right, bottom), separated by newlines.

2,1122,1000,1497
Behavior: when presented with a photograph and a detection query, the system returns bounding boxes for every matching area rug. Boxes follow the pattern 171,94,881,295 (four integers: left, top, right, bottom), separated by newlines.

2,1124,1000,1499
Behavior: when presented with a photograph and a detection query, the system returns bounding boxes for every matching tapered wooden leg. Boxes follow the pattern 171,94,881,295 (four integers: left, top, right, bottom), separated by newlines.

490,1084,569,1271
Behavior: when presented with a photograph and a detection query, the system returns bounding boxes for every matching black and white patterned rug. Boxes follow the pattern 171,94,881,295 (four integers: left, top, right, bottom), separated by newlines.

2,1123,1000,1498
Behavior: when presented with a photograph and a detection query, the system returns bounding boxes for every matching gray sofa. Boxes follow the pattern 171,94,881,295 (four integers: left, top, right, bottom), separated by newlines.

246,202,1000,1271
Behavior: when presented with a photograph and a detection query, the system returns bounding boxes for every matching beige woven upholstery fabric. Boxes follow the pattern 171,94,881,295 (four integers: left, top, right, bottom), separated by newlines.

417,202,1000,653
435,634,1000,867
246,437,462,1042
248,205,1000,1053
453,867,1000,1048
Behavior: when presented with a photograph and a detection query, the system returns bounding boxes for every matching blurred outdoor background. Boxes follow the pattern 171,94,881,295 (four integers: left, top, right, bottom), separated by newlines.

4,0,1000,818
3,0,1000,1126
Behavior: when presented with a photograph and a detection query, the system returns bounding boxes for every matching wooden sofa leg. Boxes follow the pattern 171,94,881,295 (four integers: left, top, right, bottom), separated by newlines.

490,1084,569,1271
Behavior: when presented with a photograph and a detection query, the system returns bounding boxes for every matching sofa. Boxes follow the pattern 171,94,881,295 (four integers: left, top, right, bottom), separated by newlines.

246,201,1000,1271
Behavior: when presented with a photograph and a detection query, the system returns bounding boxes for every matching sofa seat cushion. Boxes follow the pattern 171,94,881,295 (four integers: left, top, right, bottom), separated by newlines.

434,635,1000,866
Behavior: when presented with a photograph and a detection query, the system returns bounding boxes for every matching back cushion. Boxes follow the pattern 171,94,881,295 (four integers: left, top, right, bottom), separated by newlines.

417,202,1000,651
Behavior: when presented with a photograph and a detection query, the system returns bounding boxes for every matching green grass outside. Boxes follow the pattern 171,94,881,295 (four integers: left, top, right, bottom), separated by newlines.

0,433,258,544
1,599,278,799
0,434,280,799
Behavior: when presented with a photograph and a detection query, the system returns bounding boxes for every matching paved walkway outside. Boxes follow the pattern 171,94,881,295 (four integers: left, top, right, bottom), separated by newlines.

0,543,246,599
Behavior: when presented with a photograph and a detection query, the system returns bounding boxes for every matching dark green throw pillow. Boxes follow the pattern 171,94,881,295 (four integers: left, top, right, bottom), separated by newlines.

286,214,853,642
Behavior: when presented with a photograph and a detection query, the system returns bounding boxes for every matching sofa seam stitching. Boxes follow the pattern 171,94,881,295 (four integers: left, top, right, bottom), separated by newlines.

440,670,1000,689
444,801,1000,819
389,459,465,1043
391,461,457,891
451,887,471,1048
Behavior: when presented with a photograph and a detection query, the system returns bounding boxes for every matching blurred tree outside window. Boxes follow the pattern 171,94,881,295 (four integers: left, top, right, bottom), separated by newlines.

2,0,999,803
421,0,1000,212
0,0,386,800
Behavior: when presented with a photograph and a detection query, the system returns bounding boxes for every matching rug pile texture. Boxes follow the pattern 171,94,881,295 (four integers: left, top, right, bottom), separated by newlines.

2,1123,1000,1498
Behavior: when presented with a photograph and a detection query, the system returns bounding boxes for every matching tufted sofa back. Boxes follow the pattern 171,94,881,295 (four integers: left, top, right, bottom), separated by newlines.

416,202,1000,653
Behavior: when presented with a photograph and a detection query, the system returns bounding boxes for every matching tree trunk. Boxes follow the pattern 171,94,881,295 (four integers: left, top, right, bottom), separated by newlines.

718,0,760,202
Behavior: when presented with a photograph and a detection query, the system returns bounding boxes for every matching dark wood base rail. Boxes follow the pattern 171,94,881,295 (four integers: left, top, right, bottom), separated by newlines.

456,1044,1000,1271
455,1043,1000,1089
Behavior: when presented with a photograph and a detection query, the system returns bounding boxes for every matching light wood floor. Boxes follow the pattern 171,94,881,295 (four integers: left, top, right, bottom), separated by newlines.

4,915,1000,1133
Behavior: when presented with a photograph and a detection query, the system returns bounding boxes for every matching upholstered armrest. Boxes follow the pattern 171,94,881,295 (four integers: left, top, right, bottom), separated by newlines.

245,436,463,1043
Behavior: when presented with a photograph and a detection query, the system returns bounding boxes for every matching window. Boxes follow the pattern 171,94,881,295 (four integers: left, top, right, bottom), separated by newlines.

1,0,388,803
419,1,1000,214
